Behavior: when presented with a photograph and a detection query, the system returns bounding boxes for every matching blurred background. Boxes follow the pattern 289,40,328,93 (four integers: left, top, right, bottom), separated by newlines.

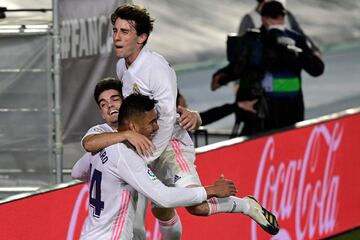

1,0,360,198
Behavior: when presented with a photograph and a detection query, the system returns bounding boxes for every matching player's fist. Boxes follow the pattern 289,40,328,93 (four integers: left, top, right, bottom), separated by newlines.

205,175,238,198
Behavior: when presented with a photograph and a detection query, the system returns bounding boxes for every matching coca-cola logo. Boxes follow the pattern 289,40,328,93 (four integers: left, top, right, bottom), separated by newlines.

253,123,343,240
67,184,89,240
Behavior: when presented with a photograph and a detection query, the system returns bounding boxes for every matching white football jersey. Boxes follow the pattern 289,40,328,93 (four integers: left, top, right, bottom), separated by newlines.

75,142,207,239
81,123,114,150
116,49,193,164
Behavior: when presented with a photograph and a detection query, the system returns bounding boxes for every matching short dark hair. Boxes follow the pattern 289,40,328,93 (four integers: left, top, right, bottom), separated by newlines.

261,1,286,18
94,77,123,105
111,4,154,45
118,93,157,125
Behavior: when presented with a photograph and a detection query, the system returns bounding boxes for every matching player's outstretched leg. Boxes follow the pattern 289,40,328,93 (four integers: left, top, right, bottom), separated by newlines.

200,196,279,235
243,196,279,235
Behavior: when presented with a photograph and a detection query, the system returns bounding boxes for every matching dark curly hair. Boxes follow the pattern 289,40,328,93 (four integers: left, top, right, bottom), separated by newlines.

118,93,158,125
111,4,154,46
94,77,123,106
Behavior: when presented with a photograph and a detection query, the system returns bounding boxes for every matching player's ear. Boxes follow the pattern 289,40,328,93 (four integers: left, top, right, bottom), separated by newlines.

128,121,137,132
137,33,148,45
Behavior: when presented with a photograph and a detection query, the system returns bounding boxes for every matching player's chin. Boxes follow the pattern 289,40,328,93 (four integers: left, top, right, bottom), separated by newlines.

109,116,118,124
114,49,124,58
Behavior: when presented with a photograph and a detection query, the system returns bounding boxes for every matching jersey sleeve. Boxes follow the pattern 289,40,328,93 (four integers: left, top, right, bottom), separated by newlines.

71,153,91,181
80,124,108,150
142,62,178,163
112,145,207,208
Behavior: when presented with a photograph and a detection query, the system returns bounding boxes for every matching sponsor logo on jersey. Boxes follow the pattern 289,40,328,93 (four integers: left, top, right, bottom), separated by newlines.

147,168,157,181
173,174,181,184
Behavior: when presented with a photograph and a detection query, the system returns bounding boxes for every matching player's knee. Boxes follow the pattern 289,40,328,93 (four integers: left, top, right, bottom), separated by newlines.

186,203,208,216
151,207,176,221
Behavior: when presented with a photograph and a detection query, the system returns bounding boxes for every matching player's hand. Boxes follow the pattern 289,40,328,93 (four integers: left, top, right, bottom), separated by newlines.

206,175,238,198
211,73,225,91
177,106,202,131
125,131,155,157
237,99,258,114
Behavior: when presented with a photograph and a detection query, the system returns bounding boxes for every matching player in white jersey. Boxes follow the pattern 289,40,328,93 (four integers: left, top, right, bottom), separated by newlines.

81,77,155,157
82,77,278,236
81,78,154,240
72,94,237,240
107,4,280,237
80,78,203,239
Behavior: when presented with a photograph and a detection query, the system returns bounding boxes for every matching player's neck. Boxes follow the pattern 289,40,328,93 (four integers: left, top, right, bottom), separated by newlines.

117,125,127,132
107,122,118,130
125,47,142,67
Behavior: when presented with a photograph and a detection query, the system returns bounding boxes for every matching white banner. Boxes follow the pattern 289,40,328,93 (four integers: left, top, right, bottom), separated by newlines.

59,0,126,142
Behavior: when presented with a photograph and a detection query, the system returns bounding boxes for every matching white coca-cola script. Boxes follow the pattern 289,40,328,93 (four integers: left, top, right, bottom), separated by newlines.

252,123,343,240
67,184,89,240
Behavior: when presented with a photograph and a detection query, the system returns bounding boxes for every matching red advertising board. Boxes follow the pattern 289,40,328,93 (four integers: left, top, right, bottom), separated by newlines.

1,111,360,240
144,113,360,240
0,183,88,240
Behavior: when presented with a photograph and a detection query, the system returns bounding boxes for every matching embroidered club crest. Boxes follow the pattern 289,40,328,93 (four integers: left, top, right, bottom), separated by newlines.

132,83,140,94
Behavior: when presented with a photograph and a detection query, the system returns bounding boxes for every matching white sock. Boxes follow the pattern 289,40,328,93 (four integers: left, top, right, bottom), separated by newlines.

206,196,250,215
157,212,182,240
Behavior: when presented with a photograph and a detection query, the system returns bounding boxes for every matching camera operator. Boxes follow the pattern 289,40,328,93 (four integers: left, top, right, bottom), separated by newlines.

211,1,324,136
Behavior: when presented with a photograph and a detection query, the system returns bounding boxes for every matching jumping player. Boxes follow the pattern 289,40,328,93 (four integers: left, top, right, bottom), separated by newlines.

79,78,202,239
72,94,237,239
116,3,279,236
83,4,279,238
